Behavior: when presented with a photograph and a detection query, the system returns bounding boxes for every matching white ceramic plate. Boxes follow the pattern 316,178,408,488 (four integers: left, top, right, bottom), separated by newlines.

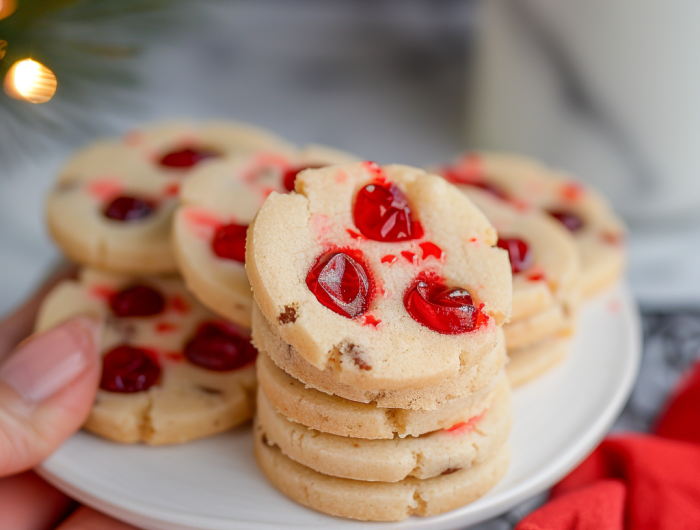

37,282,641,530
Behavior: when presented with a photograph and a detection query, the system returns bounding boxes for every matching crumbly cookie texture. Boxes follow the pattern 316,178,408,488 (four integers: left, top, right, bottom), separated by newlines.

462,188,581,321
252,304,507,410
173,145,359,328
35,269,256,445
436,152,626,298
246,162,512,390
254,427,511,522
257,351,502,439
257,374,511,482
507,336,571,387
47,120,292,274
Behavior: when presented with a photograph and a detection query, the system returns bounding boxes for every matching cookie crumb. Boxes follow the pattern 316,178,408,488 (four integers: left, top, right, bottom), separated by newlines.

278,305,298,324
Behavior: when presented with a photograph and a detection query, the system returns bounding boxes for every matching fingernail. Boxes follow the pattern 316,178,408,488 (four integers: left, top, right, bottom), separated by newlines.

0,316,101,402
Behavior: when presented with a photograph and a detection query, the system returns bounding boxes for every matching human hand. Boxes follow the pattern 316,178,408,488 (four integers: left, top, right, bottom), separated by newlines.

0,264,140,529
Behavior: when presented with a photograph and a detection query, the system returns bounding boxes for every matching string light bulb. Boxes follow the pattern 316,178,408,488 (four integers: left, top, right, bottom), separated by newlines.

0,0,17,21
4,59,57,104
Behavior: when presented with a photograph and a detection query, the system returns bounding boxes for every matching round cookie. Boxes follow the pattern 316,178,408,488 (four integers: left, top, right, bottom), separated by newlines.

254,428,511,522
257,374,511,482
47,120,292,274
252,304,507,410
436,152,625,298
246,162,512,391
257,351,502,439
35,268,257,445
173,145,359,328
507,336,571,387
502,302,573,350
460,187,581,322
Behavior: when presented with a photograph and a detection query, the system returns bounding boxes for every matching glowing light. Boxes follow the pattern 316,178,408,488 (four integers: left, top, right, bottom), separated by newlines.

4,59,57,104
0,0,17,21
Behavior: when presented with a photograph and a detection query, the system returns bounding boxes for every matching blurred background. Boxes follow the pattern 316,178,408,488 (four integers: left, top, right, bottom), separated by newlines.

1,1,699,526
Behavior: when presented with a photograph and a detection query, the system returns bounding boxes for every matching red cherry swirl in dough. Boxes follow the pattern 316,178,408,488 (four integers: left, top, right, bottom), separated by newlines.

496,237,533,274
100,345,161,393
353,182,423,242
103,196,156,222
159,147,219,169
404,276,487,334
184,321,258,371
306,250,372,319
283,164,326,192
212,223,247,263
548,210,584,232
110,285,166,317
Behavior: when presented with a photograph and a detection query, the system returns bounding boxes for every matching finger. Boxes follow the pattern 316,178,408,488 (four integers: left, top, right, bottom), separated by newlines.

0,261,78,361
0,316,101,476
56,507,141,530
0,471,74,530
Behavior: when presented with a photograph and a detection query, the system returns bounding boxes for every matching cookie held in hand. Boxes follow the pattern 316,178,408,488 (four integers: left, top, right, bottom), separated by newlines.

36,268,257,445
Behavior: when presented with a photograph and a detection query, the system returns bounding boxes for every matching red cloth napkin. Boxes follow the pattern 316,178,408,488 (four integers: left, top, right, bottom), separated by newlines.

516,360,700,530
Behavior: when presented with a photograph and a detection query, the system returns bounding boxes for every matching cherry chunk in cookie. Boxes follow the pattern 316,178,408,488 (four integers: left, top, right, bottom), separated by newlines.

436,152,625,298
35,269,257,445
173,144,358,328
247,162,512,391
46,120,293,275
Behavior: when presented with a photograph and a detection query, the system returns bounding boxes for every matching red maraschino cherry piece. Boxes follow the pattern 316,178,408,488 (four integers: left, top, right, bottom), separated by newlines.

283,164,325,192
100,345,161,393
353,182,423,242
211,223,247,263
159,147,219,169
184,321,258,371
548,209,584,232
404,279,484,334
103,196,156,221
110,285,166,317
470,181,508,200
497,237,534,274
440,164,507,200
306,251,370,318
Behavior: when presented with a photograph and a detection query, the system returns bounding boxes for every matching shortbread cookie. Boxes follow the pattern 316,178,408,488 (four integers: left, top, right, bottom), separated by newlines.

257,374,510,482
437,152,625,297
502,302,573,350
35,269,257,445
258,352,501,439
247,162,512,391
254,428,510,521
461,187,580,321
173,145,358,328
252,304,507,410
507,336,571,387
47,120,291,274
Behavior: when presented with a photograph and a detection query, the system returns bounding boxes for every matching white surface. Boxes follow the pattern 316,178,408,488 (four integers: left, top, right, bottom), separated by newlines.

37,283,640,530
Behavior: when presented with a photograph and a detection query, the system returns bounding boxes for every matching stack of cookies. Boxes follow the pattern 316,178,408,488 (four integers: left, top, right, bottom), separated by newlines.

33,117,628,522
435,152,626,386
246,162,514,521
37,120,356,444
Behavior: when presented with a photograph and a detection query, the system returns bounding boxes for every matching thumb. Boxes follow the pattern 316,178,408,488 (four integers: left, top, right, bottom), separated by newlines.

0,316,101,476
